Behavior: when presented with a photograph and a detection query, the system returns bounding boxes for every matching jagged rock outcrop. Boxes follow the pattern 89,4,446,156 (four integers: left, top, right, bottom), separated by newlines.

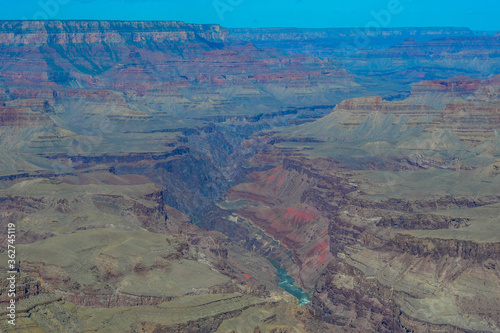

386,234,500,261
376,213,469,229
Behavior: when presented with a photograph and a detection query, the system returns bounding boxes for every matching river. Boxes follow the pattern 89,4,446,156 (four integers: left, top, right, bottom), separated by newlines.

267,258,311,305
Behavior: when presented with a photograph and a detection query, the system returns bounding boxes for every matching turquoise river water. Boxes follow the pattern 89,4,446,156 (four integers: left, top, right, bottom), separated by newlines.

267,258,311,305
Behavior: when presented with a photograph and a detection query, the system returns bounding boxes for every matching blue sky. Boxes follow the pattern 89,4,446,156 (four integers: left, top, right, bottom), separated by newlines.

3,0,500,31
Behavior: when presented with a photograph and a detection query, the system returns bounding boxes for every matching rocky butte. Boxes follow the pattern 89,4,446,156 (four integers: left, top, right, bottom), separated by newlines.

0,20,498,332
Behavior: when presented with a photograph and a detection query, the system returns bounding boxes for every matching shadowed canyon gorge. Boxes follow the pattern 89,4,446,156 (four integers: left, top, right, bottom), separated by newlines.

0,20,499,332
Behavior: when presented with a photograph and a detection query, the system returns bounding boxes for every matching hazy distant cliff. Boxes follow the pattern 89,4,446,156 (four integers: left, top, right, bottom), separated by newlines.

228,27,480,43
0,20,228,45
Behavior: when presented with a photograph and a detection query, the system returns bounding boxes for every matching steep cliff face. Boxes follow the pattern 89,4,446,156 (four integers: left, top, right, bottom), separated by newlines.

228,27,478,46
387,35,500,56
0,20,356,111
0,21,227,90
219,74,500,332
228,27,500,100
407,75,500,145
0,106,52,127
225,152,500,332
0,20,228,44
222,154,358,286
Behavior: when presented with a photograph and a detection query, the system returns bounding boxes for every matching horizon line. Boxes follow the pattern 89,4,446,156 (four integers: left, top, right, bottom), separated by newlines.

0,20,498,32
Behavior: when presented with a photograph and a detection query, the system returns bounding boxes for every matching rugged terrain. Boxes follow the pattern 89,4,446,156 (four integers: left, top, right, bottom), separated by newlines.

224,74,500,332
0,21,499,332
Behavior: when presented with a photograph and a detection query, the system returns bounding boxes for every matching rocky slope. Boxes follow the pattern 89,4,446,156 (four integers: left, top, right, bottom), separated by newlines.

221,75,500,332
229,27,500,100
